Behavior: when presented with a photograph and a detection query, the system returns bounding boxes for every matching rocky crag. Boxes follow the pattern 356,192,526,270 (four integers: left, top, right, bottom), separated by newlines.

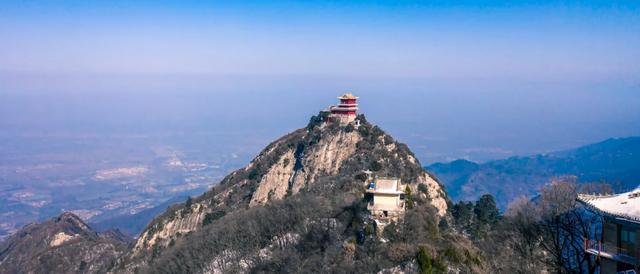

0,212,131,274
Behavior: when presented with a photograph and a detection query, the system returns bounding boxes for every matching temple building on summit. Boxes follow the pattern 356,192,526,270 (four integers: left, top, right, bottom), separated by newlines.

578,190,640,273
328,93,359,124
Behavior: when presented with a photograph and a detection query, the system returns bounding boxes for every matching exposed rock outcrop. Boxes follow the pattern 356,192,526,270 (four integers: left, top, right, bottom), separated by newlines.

250,128,362,206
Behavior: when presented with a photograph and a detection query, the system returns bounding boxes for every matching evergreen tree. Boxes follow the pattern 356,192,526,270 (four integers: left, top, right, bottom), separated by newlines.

451,201,474,232
405,186,414,209
417,246,433,274
185,196,193,213
474,194,499,225
471,194,500,238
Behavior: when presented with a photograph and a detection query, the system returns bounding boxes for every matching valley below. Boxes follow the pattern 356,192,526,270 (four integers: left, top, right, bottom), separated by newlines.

0,131,259,239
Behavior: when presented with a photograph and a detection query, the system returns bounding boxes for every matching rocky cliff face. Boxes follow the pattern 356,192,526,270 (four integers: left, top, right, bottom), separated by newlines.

0,212,131,274
117,114,450,272
249,127,362,206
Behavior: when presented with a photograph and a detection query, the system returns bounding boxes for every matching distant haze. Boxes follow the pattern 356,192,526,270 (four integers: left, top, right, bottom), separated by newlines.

1,1,639,164
2,76,638,164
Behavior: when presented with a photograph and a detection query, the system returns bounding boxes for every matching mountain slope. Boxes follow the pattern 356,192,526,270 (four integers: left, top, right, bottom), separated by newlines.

427,136,640,209
0,212,131,274
1,112,485,274
91,195,190,237
114,114,458,273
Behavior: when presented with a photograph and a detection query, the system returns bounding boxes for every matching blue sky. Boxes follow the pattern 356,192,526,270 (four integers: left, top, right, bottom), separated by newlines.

1,1,639,82
1,1,639,163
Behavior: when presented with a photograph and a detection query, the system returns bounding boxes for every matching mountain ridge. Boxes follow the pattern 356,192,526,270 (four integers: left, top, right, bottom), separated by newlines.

427,136,640,209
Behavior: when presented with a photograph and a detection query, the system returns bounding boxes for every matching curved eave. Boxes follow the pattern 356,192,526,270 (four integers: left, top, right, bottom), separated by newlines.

330,107,358,112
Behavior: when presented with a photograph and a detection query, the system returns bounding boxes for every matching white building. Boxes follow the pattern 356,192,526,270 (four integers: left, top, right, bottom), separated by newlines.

578,189,640,273
366,177,406,228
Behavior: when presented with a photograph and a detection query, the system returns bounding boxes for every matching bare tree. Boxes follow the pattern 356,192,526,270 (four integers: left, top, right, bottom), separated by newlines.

535,177,602,274
484,177,606,274
504,197,546,273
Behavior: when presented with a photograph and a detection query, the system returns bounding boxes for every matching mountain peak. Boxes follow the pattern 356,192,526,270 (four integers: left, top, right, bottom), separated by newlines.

3,94,484,273
56,212,91,229
119,97,450,272
0,212,129,274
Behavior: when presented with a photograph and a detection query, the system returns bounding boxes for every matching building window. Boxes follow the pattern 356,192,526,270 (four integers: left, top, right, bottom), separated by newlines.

621,229,636,243
620,228,636,256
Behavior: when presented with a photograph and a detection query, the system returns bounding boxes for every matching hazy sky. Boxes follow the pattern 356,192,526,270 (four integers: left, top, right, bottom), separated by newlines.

2,1,639,80
1,1,639,164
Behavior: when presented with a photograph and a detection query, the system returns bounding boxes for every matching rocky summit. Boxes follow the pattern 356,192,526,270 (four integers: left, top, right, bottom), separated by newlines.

112,110,471,273
1,96,484,273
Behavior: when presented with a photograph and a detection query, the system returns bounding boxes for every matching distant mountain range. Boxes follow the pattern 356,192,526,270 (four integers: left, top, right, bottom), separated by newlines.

427,137,640,209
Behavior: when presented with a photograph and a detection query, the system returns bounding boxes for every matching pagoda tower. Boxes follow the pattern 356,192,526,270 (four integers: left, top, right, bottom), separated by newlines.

329,93,359,124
